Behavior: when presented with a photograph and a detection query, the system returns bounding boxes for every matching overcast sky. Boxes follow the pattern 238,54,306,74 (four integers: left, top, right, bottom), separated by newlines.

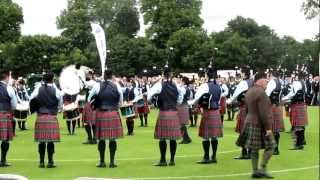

13,0,318,42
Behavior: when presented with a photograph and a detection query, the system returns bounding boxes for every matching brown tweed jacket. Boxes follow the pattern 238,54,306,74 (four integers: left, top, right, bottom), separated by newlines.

245,85,273,131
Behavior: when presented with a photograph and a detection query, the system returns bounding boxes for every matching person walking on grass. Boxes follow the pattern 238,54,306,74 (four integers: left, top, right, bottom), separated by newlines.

236,72,275,179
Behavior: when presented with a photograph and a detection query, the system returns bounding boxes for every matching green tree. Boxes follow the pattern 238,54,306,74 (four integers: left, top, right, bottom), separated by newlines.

0,0,23,43
167,28,208,71
140,0,203,48
302,0,320,19
57,0,93,51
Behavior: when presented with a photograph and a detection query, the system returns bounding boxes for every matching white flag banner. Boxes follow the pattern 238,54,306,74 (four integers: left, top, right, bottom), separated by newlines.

90,23,107,77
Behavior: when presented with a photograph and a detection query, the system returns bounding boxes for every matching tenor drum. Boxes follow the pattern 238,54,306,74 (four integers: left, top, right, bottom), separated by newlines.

136,99,145,108
120,104,135,118
63,103,80,121
14,103,29,121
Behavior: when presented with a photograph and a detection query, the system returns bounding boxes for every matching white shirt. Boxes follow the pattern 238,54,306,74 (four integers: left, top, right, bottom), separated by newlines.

147,81,183,104
30,83,63,109
265,78,277,97
0,81,18,110
132,87,142,103
228,80,249,103
188,82,222,106
84,79,97,90
220,83,229,97
87,80,123,106
282,81,306,101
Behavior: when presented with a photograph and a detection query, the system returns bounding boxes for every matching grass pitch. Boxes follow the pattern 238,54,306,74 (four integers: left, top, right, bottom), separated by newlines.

0,107,319,180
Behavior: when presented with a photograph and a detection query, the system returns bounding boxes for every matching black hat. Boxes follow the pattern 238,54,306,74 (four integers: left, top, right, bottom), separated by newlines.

207,61,217,79
43,71,54,83
163,61,171,78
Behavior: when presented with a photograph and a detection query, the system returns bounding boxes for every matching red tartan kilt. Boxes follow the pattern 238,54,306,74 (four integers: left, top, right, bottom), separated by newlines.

199,109,223,139
137,104,150,114
272,106,284,132
235,106,247,133
83,103,96,125
219,97,226,115
177,104,190,125
95,111,123,140
0,112,14,141
290,103,308,127
154,111,182,140
34,114,60,142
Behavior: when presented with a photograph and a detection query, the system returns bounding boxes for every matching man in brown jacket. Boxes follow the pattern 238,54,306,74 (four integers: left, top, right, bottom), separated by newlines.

236,72,275,179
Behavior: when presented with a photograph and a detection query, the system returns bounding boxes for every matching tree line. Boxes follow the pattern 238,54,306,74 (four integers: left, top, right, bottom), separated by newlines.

0,0,318,77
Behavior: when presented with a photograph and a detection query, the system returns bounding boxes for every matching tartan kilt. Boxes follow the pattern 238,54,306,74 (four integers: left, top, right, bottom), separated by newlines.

199,109,223,139
154,111,182,140
0,112,14,141
235,106,247,133
34,114,60,142
290,103,308,127
236,122,275,150
271,106,285,132
83,103,96,125
177,104,190,125
219,97,226,115
95,110,123,140
137,104,150,114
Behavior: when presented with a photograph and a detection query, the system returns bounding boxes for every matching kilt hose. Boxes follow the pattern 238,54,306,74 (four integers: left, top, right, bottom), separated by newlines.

199,109,223,139
0,112,14,141
154,111,182,140
235,106,247,133
83,103,96,125
34,114,60,143
95,110,123,140
236,121,275,150
271,105,285,132
177,104,190,125
290,103,308,128
219,96,226,115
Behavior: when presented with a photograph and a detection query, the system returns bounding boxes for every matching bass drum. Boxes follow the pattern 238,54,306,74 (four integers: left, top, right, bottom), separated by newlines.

59,65,92,95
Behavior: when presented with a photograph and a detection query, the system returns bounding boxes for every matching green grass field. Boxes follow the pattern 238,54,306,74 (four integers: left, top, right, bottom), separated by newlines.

0,107,319,180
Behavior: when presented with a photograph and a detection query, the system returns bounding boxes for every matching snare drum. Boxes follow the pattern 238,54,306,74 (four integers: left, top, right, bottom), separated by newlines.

14,102,29,121
63,103,80,121
120,104,135,118
136,99,145,108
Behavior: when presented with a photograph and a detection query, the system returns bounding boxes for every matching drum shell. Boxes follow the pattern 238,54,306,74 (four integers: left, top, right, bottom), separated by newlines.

64,109,80,121
120,105,135,118
14,110,29,121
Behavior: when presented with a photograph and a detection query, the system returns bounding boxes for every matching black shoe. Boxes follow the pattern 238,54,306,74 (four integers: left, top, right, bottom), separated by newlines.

39,162,45,168
258,170,274,179
210,158,217,163
273,150,280,155
109,163,117,168
290,146,304,150
0,162,11,167
96,162,106,168
82,140,93,144
47,162,56,168
251,173,264,178
234,155,249,160
197,158,212,164
179,139,192,144
153,161,167,166
168,161,175,166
